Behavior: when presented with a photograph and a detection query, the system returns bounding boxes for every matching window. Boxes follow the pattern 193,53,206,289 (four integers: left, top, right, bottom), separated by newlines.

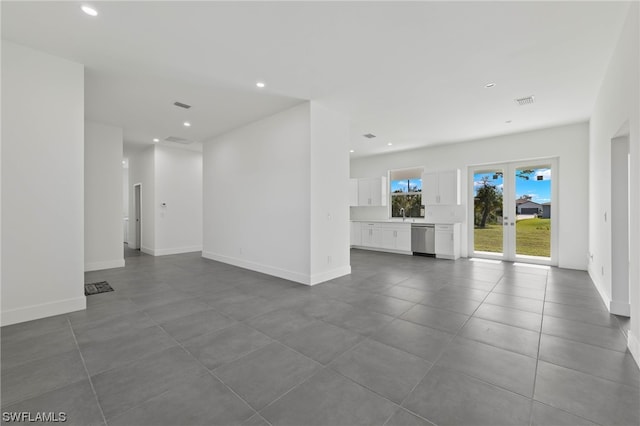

390,168,424,218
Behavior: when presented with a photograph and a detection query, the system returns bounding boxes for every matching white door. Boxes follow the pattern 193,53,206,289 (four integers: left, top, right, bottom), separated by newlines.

469,159,557,265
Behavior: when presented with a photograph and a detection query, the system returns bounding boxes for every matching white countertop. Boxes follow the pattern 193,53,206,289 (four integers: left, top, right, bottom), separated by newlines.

350,219,462,224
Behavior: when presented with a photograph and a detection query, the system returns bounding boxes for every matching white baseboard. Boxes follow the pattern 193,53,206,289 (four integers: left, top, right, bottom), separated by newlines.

609,300,631,316
141,246,202,256
588,267,612,312
628,331,640,369
141,246,154,255
351,245,413,256
309,265,352,286
203,251,316,285
1,296,86,327
152,246,202,256
85,259,125,272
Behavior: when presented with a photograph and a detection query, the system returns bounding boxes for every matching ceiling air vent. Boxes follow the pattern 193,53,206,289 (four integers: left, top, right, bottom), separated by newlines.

173,101,192,109
164,136,191,144
363,133,376,139
515,96,535,106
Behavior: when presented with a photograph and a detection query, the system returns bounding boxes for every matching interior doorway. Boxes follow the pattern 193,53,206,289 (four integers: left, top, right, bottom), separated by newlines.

469,158,558,265
133,183,141,250
611,135,630,316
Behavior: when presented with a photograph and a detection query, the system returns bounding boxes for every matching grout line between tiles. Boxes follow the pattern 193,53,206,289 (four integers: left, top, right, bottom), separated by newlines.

67,318,108,426
528,269,548,426
530,399,606,426
145,316,261,422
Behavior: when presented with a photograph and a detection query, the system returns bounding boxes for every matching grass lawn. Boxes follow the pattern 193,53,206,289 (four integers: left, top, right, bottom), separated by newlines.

474,218,551,257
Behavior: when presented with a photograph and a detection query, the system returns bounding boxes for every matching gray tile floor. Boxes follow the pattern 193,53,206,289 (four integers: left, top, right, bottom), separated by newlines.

2,247,638,426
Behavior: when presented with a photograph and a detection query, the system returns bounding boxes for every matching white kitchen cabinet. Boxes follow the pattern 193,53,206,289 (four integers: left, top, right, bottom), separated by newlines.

435,224,460,260
357,177,387,206
422,169,460,205
380,223,411,251
360,223,382,247
349,179,359,207
395,226,412,251
360,222,411,252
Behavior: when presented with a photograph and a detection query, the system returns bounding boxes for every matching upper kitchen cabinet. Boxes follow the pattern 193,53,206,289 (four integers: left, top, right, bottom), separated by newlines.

357,176,387,206
422,169,460,205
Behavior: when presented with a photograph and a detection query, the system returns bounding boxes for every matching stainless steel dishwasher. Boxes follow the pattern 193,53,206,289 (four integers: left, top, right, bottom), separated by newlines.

411,223,435,256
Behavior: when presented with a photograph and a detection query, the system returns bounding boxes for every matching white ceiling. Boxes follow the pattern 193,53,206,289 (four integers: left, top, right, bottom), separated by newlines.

1,1,631,158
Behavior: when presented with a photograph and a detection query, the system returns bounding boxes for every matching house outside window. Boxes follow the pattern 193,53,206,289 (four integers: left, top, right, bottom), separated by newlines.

390,168,425,218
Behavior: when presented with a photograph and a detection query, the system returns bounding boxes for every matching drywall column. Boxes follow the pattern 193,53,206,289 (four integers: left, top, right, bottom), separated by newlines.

203,103,312,282
154,145,203,255
85,121,125,271
203,102,350,285
589,3,639,364
1,41,86,325
309,102,351,284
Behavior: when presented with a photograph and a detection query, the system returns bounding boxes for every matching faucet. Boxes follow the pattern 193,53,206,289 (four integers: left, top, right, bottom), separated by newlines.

400,208,405,221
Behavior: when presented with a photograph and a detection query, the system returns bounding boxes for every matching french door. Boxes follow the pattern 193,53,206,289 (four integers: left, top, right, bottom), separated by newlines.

469,158,558,265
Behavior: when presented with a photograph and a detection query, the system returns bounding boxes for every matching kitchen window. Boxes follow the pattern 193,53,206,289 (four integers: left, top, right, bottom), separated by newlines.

390,167,425,218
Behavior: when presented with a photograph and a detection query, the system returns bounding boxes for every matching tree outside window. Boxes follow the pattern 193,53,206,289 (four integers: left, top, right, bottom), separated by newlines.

390,168,424,218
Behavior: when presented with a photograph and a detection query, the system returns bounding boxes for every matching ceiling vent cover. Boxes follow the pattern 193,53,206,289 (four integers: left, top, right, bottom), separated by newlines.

173,101,192,109
363,133,376,139
164,136,191,144
515,96,535,106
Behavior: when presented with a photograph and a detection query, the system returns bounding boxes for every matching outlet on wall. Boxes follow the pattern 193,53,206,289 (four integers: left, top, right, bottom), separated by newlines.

327,255,332,264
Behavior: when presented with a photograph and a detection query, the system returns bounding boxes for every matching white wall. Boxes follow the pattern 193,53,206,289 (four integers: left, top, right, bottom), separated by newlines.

309,103,351,283
85,121,124,271
1,41,85,325
128,147,155,252
123,167,129,218
588,3,639,364
203,103,312,283
351,122,589,270
123,165,129,242
154,145,203,255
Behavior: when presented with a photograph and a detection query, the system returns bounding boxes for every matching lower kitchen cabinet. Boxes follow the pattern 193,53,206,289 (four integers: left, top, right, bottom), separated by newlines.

435,224,460,260
351,221,460,260
351,222,411,253
360,223,382,247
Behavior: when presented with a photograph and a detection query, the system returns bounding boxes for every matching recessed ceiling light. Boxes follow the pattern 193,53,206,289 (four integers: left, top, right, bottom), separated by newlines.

81,5,98,16
485,83,496,88
183,122,191,127
256,82,265,88
153,138,159,142
122,160,126,165
349,150,355,153
387,143,393,146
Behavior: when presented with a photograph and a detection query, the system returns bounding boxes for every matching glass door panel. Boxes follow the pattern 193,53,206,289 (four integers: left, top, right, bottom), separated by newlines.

514,165,552,259
473,168,505,256
470,159,556,265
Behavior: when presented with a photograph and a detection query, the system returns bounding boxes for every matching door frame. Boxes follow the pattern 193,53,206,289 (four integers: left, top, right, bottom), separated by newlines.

133,183,142,250
468,157,559,266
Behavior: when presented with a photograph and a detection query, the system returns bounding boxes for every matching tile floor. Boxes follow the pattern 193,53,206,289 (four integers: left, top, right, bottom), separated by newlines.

1,248,638,426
